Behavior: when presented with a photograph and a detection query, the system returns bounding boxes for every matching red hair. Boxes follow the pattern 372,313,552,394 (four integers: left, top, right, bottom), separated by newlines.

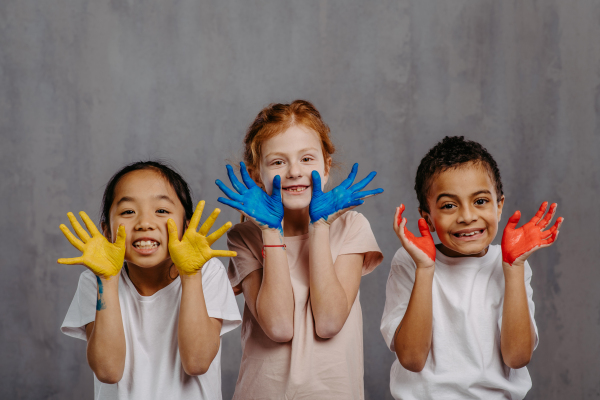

243,100,336,184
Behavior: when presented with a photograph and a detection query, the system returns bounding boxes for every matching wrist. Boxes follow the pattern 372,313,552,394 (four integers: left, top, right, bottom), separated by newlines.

262,228,284,244
180,271,203,286
309,220,331,232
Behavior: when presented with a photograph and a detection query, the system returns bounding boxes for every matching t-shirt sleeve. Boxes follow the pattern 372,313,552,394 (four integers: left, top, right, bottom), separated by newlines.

227,222,264,295
60,270,98,341
336,211,384,275
497,260,539,350
202,258,242,335
380,248,417,352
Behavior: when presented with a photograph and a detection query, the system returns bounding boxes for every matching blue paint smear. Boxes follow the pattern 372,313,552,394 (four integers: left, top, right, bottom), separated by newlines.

96,276,106,311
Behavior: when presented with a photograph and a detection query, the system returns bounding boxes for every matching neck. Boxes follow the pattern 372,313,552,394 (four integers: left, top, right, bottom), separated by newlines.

283,207,310,236
436,243,488,258
125,258,179,296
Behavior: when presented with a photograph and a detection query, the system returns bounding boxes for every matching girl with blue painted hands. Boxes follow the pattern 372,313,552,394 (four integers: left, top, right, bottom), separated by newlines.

59,161,241,400
216,100,384,399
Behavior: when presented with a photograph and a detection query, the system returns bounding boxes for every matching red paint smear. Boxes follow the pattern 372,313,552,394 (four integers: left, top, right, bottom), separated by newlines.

501,202,562,265
398,204,436,262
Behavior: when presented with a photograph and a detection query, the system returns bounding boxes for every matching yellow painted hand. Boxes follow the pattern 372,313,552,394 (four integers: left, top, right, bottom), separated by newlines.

168,201,237,275
58,211,126,279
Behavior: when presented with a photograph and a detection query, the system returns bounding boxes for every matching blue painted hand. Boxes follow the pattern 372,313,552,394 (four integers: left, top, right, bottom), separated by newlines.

216,162,284,232
309,163,384,225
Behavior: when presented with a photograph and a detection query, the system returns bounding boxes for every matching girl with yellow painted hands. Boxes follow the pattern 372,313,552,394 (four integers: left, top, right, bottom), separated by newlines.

59,161,242,400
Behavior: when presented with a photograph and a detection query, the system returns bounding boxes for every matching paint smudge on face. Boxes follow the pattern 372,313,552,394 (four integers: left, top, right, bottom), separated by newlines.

96,276,106,311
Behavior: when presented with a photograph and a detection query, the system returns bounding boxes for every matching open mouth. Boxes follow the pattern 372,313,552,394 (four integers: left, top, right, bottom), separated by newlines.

132,239,160,254
283,185,309,194
453,229,485,238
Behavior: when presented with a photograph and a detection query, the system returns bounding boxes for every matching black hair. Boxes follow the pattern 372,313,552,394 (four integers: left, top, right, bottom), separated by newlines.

100,161,194,233
415,136,503,213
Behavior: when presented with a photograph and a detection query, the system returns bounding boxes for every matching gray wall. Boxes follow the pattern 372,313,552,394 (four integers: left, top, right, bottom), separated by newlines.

1,0,599,398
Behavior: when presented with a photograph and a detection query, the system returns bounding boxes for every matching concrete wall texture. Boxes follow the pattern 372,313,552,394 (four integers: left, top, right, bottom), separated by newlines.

1,0,599,398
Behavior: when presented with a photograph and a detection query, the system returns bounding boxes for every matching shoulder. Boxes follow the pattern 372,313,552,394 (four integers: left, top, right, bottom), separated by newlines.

77,269,98,289
201,258,228,281
331,210,372,234
227,220,262,244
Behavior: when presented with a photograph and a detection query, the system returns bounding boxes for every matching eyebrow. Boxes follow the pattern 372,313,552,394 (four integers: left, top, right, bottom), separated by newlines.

115,194,175,206
436,190,492,202
265,147,321,158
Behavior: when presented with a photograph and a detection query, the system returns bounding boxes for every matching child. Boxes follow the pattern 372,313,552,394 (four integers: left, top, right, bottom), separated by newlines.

59,161,242,400
215,100,384,399
380,136,563,400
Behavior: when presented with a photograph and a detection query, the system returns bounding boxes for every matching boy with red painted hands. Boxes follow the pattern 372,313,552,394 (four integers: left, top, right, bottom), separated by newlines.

380,136,563,400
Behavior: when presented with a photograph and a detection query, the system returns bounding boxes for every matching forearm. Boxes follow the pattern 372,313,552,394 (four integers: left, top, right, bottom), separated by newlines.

308,222,352,338
501,262,535,369
255,229,295,341
394,266,434,372
178,273,221,376
86,276,126,383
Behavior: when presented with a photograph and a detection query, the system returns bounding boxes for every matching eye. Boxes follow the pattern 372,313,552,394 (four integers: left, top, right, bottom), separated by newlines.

301,157,313,162
474,198,488,206
156,209,170,214
120,210,134,215
272,160,284,166
441,203,456,210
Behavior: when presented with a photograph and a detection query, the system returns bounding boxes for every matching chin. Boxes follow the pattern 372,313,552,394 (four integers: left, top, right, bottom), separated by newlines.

282,196,311,210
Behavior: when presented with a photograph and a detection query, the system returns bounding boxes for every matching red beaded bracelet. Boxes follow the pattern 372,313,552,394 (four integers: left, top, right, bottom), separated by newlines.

262,244,286,258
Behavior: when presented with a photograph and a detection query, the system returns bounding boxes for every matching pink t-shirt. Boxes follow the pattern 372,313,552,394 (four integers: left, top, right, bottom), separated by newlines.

227,211,383,400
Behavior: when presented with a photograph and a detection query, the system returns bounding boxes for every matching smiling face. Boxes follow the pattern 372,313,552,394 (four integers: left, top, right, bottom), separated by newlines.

103,169,186,269
256,124,331,210
421,162,504,257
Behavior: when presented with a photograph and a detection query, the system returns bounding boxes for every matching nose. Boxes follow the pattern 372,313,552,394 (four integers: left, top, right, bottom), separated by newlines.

457,204,478,224
134,211,156,231
287,160,303,179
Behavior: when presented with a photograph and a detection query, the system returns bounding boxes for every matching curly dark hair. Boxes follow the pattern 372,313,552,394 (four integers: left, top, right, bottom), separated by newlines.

415,136,503,213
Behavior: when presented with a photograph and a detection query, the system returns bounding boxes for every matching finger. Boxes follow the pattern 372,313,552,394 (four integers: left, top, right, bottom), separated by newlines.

240,162,257,189
348,171,377,192
211,250,238,258
397,204,406,228
417,218,432,239
216,179,244,202
538,203,556,229
505,211,521,231
167,219,180,244
59,224,85,252
114,225,126,248
541,230,560,246
67,212,91,243
340,163,359,189
206,221,233,245
346,199,364,208
57,256,84,265
79,211,102,237
189,201,206,232
351,188,384,200
271,175,282,200
225,165,248,194
199,208,220,236
311,171,323,195
217,197,245,213
531,202,548,225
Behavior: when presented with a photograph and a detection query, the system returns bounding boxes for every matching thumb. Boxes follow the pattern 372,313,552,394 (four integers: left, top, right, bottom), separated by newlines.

311,171,322,195
505,211,521,231
417,218,432,239
114,225,126,248
167,219,180,244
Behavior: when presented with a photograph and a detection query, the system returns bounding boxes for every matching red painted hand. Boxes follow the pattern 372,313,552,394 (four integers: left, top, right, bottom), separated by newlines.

501,202,564,265
393,204,436,267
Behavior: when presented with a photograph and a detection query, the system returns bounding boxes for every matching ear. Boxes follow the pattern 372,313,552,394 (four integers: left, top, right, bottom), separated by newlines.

101,221,112,241
322,157,333,187
497,195,505,222
418,208,436,232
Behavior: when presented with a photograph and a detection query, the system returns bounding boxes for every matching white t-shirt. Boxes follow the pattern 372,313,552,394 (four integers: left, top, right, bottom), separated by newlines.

380,245,538,400
61,258,242,400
